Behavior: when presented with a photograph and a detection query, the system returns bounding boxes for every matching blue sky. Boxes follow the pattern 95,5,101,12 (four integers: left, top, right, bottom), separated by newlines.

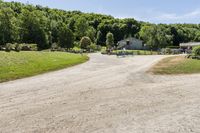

4,0,200,24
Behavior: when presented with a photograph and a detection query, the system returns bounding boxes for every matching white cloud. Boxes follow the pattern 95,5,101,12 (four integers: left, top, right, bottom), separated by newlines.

188,10,200,17
115,9,200,24
154,9,200,23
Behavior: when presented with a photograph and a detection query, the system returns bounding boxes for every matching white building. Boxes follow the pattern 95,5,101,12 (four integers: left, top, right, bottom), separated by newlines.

180,42,200,49
117,37,147,50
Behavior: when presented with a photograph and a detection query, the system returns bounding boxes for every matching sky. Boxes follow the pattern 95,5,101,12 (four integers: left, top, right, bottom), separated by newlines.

4,0,200,24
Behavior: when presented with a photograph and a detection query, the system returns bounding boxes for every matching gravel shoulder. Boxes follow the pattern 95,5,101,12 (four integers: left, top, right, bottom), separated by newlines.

0,53,200,133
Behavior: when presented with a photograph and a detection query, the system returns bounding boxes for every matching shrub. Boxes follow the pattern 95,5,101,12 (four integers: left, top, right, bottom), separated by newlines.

80,36,91,50
165,48,172,54
15,43,22,52
57,47,66,52
28,44,38,51
74,41,80,48
96,45,102,51
21,44,38,51
51,43,59,51
192,46,200,56
0,45,5,51
106,32,114,49
5,43,13,52
21,45,30,51
137,50,140,55
101,50,107,55
150,50,153,55
89,43,98,51
58,26,74,49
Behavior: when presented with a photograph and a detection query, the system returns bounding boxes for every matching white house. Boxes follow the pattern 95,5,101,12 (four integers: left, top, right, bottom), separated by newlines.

117,37,147,50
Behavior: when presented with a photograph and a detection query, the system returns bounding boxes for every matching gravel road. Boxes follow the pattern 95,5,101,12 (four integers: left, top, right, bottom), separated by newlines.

1,53,200,133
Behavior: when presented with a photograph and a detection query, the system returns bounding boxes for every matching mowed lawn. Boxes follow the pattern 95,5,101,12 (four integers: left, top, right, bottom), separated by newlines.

150,56,200,74
0,51,89,82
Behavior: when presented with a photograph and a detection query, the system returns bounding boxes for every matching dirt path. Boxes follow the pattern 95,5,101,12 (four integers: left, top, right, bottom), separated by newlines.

0,53,200,133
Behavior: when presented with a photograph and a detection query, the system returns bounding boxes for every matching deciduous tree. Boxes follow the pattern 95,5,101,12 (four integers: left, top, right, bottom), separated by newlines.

58,25,75,49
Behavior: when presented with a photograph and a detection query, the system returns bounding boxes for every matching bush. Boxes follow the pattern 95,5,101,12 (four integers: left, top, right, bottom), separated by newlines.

193,46,200,56
89,43,98,51
96,45,102,51
57,47,66,52
29,44,38,51
165,48,172,54
21,44,38,51
101,50,107,54
0,45,5,51
80,36,91,50
74,41,80,48
106,32,114,49
51,43,59,51
58,26,74,49
5,43,13,52
15,43,22,52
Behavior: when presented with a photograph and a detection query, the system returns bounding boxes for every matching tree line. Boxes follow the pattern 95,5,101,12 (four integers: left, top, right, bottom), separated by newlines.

1,0,200,50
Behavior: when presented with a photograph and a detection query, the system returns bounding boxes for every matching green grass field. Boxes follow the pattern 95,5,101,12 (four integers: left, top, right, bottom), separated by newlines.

0,51,89,82
150,56,200,74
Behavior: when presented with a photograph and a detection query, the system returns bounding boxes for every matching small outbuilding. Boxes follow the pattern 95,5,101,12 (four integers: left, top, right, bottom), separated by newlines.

180,42,200,49
117,37,147,50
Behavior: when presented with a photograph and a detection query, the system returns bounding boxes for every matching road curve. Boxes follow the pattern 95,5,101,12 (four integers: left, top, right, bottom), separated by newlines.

0,53,200,133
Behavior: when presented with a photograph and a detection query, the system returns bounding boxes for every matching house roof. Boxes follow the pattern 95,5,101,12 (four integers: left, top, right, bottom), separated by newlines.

180,42,200,47
118,37,142,43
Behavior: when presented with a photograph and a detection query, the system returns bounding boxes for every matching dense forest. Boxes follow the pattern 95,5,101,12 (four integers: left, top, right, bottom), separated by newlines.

1,0,200,50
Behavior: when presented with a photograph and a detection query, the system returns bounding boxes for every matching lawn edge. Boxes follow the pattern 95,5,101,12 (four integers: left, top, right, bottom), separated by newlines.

0,55,89,83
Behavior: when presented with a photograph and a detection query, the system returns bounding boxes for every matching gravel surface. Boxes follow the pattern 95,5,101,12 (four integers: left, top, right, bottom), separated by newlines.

0,53,200,133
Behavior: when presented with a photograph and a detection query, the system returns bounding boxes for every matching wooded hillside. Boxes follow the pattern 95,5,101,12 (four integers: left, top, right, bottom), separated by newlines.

1,0,200,50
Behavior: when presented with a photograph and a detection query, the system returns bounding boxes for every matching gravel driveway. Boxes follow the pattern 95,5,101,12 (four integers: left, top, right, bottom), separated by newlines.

0,53,200,133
